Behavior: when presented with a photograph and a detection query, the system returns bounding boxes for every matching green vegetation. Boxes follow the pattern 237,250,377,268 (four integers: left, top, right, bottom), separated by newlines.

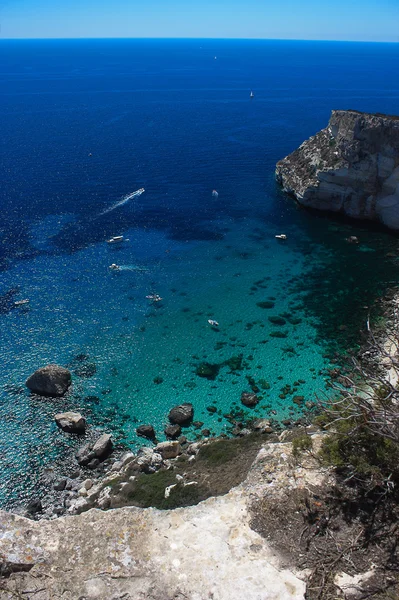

125,469,207,509
292,433,313,458
197,433,259,467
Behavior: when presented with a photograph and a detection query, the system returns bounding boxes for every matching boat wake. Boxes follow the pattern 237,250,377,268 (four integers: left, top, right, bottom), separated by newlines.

99,188,145,216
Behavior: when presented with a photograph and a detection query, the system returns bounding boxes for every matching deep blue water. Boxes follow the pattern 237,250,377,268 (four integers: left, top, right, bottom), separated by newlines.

1,39,399,510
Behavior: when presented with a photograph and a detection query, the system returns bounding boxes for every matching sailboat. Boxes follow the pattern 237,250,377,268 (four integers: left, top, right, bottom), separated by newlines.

250,90,254,99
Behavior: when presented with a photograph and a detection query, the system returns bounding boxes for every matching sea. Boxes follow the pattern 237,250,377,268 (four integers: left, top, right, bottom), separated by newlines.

1,38,399,510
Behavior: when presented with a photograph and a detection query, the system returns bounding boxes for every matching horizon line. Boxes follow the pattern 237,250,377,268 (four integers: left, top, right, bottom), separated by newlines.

0,36,398,44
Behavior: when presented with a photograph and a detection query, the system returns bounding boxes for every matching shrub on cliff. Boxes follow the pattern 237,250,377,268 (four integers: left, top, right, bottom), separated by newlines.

318,336,399,495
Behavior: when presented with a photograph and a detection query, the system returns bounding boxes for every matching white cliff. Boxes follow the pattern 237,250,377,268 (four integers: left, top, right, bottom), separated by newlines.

276,110,399,230
0,437,331,600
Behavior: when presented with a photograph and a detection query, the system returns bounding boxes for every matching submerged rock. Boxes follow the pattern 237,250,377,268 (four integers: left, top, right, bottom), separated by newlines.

26,364,72,397
55,412,86,434
240,392,259,408
196,362,220,380
276,109,399,230
168,403,194,426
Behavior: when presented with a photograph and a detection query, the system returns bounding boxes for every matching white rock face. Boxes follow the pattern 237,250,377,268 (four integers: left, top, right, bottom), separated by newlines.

0,438,332,600
276,110,399,230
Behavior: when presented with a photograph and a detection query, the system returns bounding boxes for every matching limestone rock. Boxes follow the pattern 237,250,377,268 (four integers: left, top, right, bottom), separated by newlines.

251,418,274,434
155,441,181,459
135,447,163,473
76,434,113,467
168,402,194,426
55,411,86,434
25,364,72,397
276,110,399,230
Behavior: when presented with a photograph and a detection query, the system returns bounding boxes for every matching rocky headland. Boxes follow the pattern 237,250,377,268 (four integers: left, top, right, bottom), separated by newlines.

276,109,399,230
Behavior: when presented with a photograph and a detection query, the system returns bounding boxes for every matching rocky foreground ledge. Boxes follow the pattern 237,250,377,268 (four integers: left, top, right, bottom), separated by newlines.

0,434,333,600
276,109,399,230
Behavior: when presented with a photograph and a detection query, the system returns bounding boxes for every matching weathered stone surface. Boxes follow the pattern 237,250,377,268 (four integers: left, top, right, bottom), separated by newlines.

251,418,274,434
0,436,333,599
54,412,86,434
276,110,399,230
25,364,72,397
135,447,163,473
154,441,181,459
168,403,194,426
0,497,306,600
76,434,113,466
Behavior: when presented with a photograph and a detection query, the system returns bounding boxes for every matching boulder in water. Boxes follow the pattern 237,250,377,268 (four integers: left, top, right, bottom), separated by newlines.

76,434,113,467
240,392,259,408
136,424,156,441
164,424,182,439
168,403,194,426
26,364,71,397
55,412,86,434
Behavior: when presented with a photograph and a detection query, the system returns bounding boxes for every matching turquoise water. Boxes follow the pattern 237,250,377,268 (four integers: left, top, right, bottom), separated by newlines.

1,39,399,509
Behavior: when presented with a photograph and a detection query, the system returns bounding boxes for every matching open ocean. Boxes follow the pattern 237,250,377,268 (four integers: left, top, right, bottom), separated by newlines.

1,38,399,510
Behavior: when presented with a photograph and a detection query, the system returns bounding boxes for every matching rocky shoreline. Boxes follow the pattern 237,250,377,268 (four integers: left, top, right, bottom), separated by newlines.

15,361,319,521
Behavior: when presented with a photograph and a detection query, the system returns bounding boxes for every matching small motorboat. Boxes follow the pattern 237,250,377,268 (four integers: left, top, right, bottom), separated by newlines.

346,236,359,244
208,319,219,327
109,263,120,270
212,190,219,198
107,236,125,244
14,299,30,306
275,234,287,240
146,294,163,302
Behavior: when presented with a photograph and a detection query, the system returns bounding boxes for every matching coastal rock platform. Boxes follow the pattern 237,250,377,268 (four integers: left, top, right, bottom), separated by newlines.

0,437,331,599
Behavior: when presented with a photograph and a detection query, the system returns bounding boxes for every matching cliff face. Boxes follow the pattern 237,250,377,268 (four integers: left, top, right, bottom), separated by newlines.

276,110,399,230
0,437,331,600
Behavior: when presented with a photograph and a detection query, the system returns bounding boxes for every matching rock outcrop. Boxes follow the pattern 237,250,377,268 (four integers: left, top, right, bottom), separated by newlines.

75,433,113,467
276,110,399,230
54,412,86,434
0,436,331,600
25,364,72,397
168,403,194,426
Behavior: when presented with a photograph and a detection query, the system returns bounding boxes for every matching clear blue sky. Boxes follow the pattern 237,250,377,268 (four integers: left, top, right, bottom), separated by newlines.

1,0,398,42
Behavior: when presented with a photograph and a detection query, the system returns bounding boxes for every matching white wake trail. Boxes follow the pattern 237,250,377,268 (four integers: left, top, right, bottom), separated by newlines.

99,188,145,216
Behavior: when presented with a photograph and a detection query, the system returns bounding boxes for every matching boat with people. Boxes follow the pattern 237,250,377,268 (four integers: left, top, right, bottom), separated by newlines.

146,294,163,302
208,319,219,327
14,299,30,306
109,263,120,271
106,235,125,244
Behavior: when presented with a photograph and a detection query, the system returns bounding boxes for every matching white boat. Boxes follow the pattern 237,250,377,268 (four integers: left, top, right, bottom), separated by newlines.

275,234,287,240
146,294,162,302
107,235,125,244
208,319,219,327
14,299,30,306
109,263,120,270
250,90,254,98
212,190,219,198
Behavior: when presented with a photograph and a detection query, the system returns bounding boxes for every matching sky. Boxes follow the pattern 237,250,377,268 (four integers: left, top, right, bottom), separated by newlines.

1,0,398,42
